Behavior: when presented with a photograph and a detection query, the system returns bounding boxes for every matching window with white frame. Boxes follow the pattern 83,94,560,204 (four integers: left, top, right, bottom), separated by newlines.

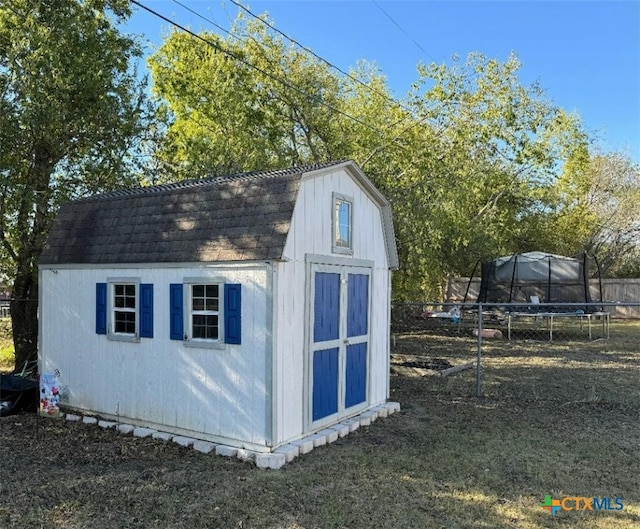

113,283,136,334
189,283,221,341
169,280,240,346
107,280,139,341
96,280,152,340
332,193,353,254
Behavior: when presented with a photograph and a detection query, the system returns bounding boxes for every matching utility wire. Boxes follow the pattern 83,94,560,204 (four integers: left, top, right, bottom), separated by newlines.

370,1,521,158
170,0,301,90
130,0,400,141
179,0,446,157
157,2,544,180
371,0,439,64
225,0,454,140
228,0,413,119
176,0,425,136
134,0,475,169
171,0,233,39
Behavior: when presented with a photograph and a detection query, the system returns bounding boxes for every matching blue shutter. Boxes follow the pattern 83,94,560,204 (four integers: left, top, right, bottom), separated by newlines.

96,283,107,335
139,284,154,338
169,283,183,340
224,283,241,344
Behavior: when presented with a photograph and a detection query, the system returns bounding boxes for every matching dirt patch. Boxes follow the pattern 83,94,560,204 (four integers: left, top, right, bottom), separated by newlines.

390,354,453,377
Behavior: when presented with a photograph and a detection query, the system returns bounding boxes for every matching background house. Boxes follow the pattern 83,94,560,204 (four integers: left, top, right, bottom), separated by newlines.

39,160,398,451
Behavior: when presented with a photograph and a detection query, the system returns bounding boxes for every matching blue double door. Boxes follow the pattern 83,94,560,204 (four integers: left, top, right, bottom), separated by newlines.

311,265,370,424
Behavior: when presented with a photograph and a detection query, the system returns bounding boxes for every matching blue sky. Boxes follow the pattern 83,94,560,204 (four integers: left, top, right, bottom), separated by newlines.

125,0,640,162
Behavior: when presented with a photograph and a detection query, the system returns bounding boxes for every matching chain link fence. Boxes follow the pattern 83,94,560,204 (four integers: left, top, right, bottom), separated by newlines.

0,299,39,314
391,301,640,406
3,298,639,406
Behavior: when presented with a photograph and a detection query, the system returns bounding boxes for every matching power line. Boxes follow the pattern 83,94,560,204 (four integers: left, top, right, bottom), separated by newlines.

175,0,422,134
228,0,412,120
370,1,531,163
371,0,439,64
130,0,398,141
217,0,449,158
169,0,307,96
132,0,463,170
171,0,233,39
225,0,453,141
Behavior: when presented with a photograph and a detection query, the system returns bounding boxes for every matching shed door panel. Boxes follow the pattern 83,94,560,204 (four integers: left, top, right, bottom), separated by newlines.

312,347,339,421
347,273,369,338
345,272,369,408
310,265,370,425
311,272,341,421
314,272,340,342
345,342,367,408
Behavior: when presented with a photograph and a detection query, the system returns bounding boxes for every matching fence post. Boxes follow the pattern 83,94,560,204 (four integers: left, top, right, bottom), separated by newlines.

476,302,483,397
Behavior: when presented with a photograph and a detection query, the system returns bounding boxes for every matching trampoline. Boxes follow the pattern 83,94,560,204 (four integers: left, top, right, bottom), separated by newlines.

506,310,610,341
0,373,38,416
466,252,608,341
473,251,602,308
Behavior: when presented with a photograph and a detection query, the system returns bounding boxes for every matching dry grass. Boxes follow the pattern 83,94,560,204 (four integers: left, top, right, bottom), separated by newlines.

0,320,639,528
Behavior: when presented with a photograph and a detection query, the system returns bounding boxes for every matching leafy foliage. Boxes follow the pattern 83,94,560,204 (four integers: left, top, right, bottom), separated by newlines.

548,151,640,276
0,0,152,366
148,17,400,179
150,21,596,299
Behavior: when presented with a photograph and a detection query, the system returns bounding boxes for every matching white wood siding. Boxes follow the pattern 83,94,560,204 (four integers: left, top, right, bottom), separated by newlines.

283,169,390,264
273,168,392,444
39,264,271,449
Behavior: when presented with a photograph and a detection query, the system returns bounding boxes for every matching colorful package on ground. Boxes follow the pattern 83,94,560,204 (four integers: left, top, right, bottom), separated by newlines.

39,373,61,417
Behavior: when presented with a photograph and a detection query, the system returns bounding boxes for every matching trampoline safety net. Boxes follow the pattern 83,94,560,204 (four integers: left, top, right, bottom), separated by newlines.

476,251,602,310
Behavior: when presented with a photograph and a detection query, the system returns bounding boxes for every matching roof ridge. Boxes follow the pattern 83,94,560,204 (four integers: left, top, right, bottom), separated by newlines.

74,160,348,204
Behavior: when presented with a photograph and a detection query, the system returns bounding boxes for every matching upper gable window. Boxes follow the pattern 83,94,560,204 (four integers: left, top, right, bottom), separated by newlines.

332,193,353,255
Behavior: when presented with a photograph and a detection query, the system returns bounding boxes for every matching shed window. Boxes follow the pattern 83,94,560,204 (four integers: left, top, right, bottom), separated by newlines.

114,283,136,334
95,280,153,341
332,193,353,255
190,284,220,341
170,282,241,346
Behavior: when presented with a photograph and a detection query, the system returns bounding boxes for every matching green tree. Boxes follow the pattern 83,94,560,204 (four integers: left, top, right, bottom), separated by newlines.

382,53,590,298
548,151,640,276
0,0,151,368
148,17,398,179
149,16,590,300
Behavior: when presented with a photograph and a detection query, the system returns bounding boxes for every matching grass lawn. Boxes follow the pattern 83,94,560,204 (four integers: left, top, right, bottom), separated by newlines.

0,318,14,372
1,321,638,528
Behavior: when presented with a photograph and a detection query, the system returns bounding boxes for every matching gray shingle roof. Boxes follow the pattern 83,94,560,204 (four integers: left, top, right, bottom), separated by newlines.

40,162,345,265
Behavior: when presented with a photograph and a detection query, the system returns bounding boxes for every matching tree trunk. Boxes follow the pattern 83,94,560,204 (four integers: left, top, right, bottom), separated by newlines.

10,268,38,371
10,144,55,372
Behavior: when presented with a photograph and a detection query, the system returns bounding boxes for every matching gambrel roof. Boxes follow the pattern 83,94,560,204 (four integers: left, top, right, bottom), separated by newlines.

40,160,398,267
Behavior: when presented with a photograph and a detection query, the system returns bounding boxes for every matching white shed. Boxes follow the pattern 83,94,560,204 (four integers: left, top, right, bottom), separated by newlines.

39,160,398,451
